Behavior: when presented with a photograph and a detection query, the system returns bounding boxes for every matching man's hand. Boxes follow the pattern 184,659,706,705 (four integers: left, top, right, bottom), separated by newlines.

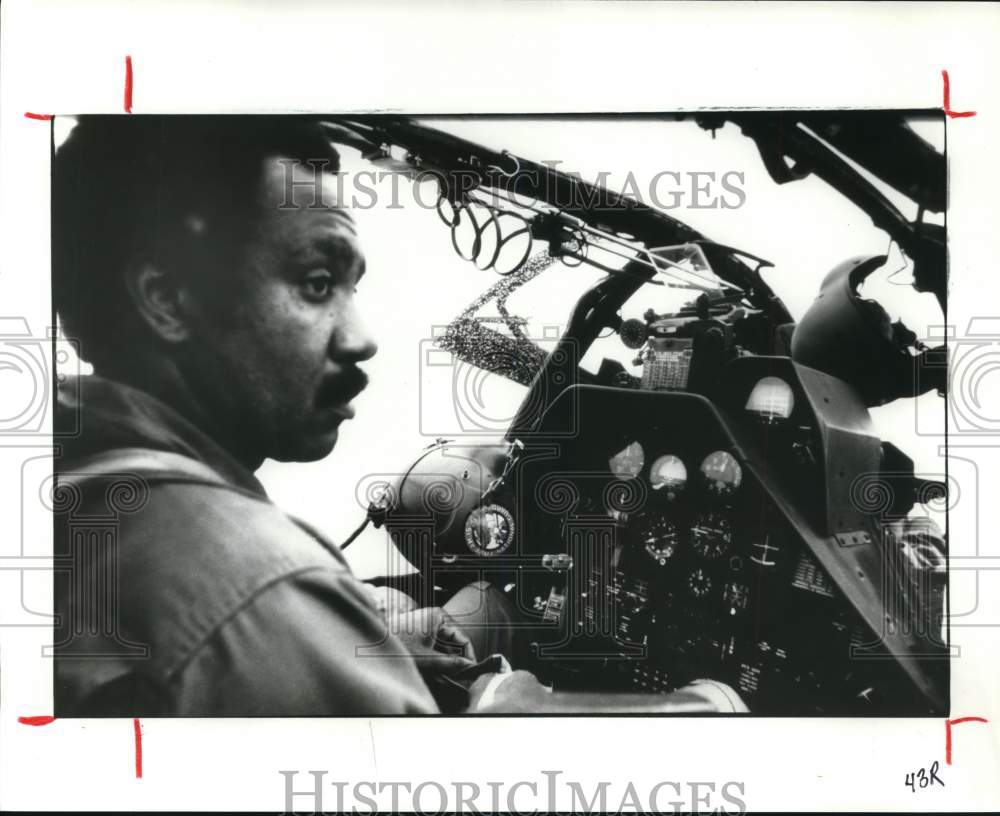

469,669,551,712
388,606,477,678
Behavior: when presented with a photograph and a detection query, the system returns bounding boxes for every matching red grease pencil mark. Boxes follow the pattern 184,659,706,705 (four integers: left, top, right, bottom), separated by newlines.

133,718,143,778
24,112,53,121
124,55,134,113
18,715,56,726
942,70,976,119
945,715,988,765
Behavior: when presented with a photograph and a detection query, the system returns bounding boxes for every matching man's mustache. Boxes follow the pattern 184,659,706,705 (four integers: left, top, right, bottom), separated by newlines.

317,368,369,405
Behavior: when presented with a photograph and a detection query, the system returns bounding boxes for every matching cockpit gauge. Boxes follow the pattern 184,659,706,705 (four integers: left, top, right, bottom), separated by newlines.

609,441,645,480
688,568,712,598
699,451,743,497
690,511,733,559
722,582,750,614
619,317,648,350
638,515,680,565
464,504,515,557
745,376,795,423
649,454,687,498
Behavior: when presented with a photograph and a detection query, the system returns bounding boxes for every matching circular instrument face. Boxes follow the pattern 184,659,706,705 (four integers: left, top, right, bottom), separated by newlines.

690,511,733,559
688,567,712,598
609,441,645,480
464,504,515,557
619,318,648,350
699,451,743,497
649,454,687,498
638,515,680,564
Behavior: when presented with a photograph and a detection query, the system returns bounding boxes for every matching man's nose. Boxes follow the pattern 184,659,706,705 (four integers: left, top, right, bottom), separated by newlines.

331,302,378,363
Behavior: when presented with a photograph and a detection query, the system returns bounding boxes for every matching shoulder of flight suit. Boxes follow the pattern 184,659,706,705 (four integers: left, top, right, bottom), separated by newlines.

55,474,437,716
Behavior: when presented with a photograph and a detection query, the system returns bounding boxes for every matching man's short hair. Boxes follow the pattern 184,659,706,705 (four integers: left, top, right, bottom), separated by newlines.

53,115,341,366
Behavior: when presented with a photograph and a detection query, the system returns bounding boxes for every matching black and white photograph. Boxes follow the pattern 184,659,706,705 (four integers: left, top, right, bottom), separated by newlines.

50,111,950,718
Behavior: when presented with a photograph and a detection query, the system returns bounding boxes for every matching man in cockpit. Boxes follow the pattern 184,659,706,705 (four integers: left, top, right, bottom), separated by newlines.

52,116,744,715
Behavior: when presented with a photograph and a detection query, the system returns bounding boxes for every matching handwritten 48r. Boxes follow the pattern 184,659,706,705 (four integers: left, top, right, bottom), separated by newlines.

904,761,944,792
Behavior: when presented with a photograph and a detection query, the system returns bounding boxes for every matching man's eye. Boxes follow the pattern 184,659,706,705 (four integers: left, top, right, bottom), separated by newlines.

302,271,335,301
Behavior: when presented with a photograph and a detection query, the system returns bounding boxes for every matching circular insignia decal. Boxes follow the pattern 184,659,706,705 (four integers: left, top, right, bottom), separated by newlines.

464,504,515,557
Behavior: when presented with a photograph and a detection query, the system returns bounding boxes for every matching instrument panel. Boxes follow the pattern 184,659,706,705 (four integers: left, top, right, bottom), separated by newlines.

528,438,888,712
514,381,936,714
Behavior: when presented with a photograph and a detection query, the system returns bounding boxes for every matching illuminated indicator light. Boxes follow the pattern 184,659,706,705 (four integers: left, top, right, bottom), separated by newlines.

745,376,795,423
699,451,742,497
609,441,645,479
649,454,687,496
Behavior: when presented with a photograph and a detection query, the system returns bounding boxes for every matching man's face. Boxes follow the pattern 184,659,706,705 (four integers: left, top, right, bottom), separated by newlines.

181,156,377,464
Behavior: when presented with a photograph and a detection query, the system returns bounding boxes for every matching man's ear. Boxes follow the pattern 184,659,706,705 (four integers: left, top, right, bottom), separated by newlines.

123,262,194,344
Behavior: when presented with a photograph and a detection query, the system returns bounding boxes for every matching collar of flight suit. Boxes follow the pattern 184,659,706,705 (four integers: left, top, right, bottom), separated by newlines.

56,373,267,495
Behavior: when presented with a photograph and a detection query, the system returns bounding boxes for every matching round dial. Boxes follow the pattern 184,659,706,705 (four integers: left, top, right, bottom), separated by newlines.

464,504,515,557
638,515,680,564
700,451,743,497
609,441,645,480
619,318,648,350
649,454,687,498
690,511,733,559
688,567,712,598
